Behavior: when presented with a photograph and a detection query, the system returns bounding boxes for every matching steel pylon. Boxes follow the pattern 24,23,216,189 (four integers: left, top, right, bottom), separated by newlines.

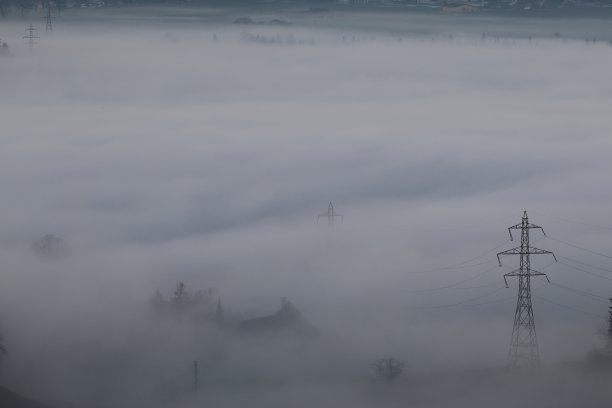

45,3,53,32
497,211,556,368
317,202,343,226
23,25,39,47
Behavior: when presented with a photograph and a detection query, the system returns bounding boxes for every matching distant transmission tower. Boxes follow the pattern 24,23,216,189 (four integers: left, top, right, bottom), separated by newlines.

45,1,53,32
23,24,40,47
317,202,343,226
497,211,556,368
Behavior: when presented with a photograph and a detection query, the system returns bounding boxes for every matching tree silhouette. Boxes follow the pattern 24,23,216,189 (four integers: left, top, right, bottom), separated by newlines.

33,234,67,258
607,298,612,354
0,335,6,365
371,357,404,384
171,282,194,314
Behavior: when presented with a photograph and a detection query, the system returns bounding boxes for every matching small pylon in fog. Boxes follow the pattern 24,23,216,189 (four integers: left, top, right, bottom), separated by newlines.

317,202,343,226
23,25,39,47
45,1,53,32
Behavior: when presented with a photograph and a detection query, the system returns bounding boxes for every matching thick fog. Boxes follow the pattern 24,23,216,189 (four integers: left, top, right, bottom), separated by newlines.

1,7,612,408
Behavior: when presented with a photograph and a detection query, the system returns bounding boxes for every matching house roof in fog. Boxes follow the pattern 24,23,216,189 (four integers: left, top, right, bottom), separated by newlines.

239,298,313,335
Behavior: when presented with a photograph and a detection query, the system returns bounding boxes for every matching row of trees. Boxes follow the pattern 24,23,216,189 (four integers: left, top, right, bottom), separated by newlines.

0,0,66,18
0,0,327,17
150,282,222,323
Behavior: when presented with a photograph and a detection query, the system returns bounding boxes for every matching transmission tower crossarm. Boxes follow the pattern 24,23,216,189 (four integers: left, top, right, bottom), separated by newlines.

317,213,342,220
528,247,557,260
497,246,557,266
508,223,546,241
22,25,40,47
503,268,550,287
317,202,343,225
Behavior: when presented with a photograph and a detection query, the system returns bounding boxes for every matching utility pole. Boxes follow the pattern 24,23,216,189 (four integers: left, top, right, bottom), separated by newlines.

45,1,53,32
193,360,199,393
497,211,556,368
23,25,39,48
317,202,343,226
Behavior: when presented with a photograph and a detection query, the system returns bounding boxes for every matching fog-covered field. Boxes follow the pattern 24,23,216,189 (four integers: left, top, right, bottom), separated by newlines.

1,7,612,408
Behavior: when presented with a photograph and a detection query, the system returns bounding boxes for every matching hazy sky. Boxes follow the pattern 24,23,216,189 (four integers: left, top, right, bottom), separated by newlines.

1,8,612,407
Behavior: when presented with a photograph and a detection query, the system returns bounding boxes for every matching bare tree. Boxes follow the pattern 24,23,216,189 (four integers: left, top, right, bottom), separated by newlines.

371,357,404,384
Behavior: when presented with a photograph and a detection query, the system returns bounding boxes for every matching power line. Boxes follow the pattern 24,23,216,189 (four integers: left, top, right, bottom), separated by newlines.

448,239,512,267
529,259,557,273
421,286,507,309
419,276,549,310
546,236,612,259
407,259,496,275
409,235,544,276
420,212,521,232
531,211,612,232
408,240,509,275
464,294,516,307
530,257,612,302
533,295,606,320
558,254,612,275
544,281,609,304
465,281,549,307
407,265,499,293
557,260,612,282
450,282,501,290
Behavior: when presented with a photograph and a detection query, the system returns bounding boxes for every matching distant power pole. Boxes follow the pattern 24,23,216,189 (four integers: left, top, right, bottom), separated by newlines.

193,360,199,393
317,202,343,226
497,211,556,368
45,1,53,32
23,25,39,48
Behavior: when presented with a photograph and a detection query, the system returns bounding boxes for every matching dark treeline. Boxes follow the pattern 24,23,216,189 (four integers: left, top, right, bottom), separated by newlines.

0,0,331,18
2,0,612,19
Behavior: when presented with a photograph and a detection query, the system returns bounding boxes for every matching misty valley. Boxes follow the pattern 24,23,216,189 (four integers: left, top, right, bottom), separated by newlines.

2,3,612,408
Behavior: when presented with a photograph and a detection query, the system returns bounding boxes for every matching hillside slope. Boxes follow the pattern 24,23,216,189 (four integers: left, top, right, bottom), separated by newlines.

0,386,54,408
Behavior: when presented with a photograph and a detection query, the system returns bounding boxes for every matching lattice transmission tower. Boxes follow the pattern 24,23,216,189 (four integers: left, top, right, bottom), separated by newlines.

317,202,343,226
45,1,53,32
497,211,556,368
23,25,39,48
